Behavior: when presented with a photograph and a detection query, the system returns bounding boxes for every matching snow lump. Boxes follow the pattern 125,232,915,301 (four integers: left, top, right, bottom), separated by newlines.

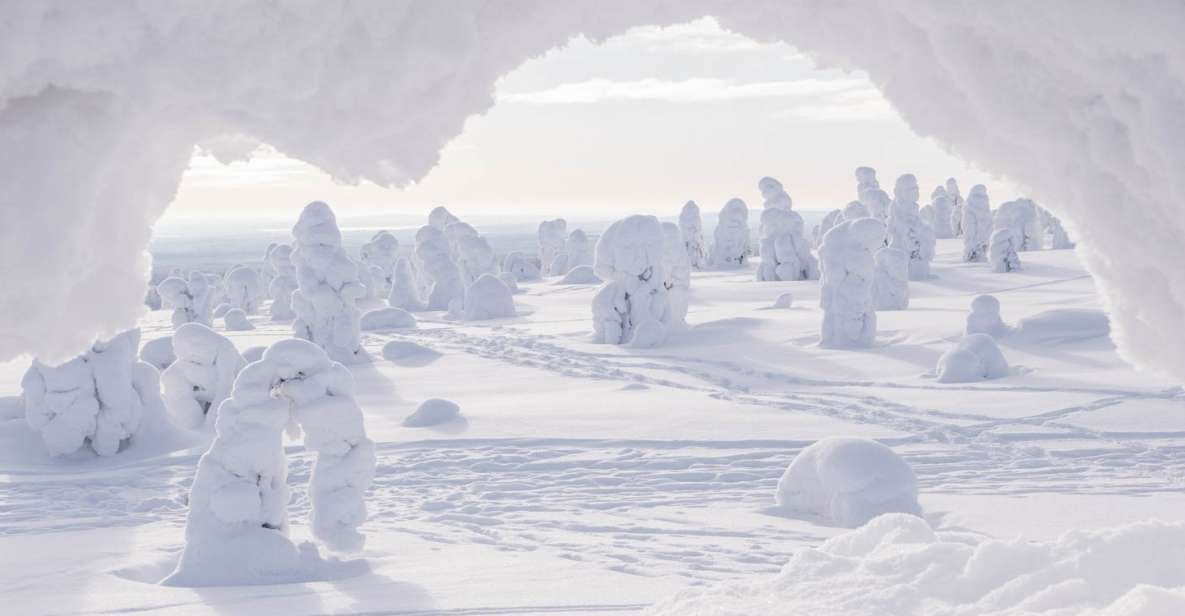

936,334,1010,383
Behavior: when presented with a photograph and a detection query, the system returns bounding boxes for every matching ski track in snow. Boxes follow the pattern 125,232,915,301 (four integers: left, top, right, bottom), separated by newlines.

4,318,1183,589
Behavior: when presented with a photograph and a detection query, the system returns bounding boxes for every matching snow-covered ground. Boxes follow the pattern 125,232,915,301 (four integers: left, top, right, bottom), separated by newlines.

1,240,1183,615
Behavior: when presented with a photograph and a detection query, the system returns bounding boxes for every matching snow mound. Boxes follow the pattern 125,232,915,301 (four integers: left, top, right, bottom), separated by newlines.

462,274,516,321
775,437,920,528
360,307,417,331
937,334,1010,383
772,292,793,309
967,294,1010,338
557,265,602,285
139,336,174,370
403,398,462,428
1013,309,1111,345
222,308,253,331
381,340,439,363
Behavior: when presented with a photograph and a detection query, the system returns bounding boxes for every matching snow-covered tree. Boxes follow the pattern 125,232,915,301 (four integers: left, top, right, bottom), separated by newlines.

873,246,909,310
813,208,843,248
22,329,164,457
290,201,366,364
966,294,1010,338
758,176,793,210
855,166,890,221
538,218,568,276
387,257,424,312
661,222,691,327
563,229,593,273
928,185,955,239
164,338,376,587
887,174,936,280
936,334,1009,383
947,178,966,237
502,251,541,281
962,184,993,262
710,198,751,269
157,272,213,328
359,230,399,297
1038,205,1074,249
994,198,1042,251
678,201,708,270
204,272,229,312
267,244,297,321
819,218,886,348
462,273,516,320
989,228,1022,273
414,225,465,312
453,230,497,286
756,207,819,281
161,323,245,430
843,200,870,220
592,215,670,347
224,265,261,314
428,205,461,230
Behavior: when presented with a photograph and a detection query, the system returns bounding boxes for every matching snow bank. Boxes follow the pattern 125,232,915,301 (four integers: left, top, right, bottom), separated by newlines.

819,218,885,348
937,334,1010,383
462,274,516,321
139,336,175,370
775,437,920,528
222,308,254,331
1013,308,1111,345
967,294,1010,338
290,202,366,364
592,215,670,346
165,338,376,587
161,323,245,430
678,201,708,270
649,514,1185,616
402,398,462,428
22,329,164,457
558,265,602,285
710,198,751,269
360,307,417,330
538,219,568,276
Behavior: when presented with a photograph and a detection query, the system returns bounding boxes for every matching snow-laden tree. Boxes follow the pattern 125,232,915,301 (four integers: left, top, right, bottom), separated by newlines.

157,272,213,328
462,273,516,320
813,208,843,248
947,178,966,237
962,184,993,262
454,231,498,286
887,174,936,281
145,286,162,310
290,202,366,364
966,294,1010,338
562,229,593,274
855,166,890,221
661,222,691,327
756,207,819,282
164,338,376,587
936,334,1010,383
161,323,245,430
204,272,229,313
928,185,955,239
359,230,399,297
678,201,708,270
592,215,670,347
428,205,461,231
995,198,1043,251
758,176,793,210
710,198,751,269
873,246,909,310
224,265,261,314
538,219,568,276
414,225,465,312
989,228,1022,273
22,329,164,457
387,257,424,312
502,251,541,281
223,308,254,331
267,244,297,321
1038,205,1074,249
819,217,886,348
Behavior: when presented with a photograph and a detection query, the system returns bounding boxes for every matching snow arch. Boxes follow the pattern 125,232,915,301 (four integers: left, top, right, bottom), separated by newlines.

3,2,1184,379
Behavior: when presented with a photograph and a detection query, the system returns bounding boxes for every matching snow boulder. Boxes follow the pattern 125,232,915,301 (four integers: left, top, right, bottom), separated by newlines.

462,274,515,321
936,334,1010,383
775,437,921,528
558,265,601,285
1013,308,1110,344
710,198,751,269
240,346,266,363
966,294,1010,338
360,307,417,330
402,398,462,428
140,336,175,370
161,323,245,430
592,215,671,346
223,308,254,331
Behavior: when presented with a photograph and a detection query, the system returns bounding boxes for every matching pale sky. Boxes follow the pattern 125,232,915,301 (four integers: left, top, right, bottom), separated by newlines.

159,18,1021,227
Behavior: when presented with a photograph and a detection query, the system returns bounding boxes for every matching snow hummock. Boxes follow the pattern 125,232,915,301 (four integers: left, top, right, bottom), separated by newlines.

592,215,670,347
165,338,376,587
21,329,164,457
936,333,1010,383
402,398,462,428
360,307,417,331
290,202,367,364
774,437,920,528
558,265,602,285
966,294,1010,338
819,218,886,348
462,274,516,321
160,323,245,430
649,514,1185,616
381,340,439,362
710,198,751,269
222,308,254,331
678,201,708,270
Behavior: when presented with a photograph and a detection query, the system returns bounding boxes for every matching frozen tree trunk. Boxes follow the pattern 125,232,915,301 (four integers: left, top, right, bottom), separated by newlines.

359,230,399,297
962,184,993,262
757,208,818,281
678,201,708,270
538,218,568,276
224,265,261,314
819,218,886,348
267,244,298,321
661,222,691,327
22,329,164,457
989,228,1022,272
290,202,367,364
157,272,213,328
887,174,936,281
946,178,965,238
161,323,245,430
388,257,425,312
592,215,671,347
164,338,376,587
873,247,909,310
414,225,465,311
710,198,751,269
